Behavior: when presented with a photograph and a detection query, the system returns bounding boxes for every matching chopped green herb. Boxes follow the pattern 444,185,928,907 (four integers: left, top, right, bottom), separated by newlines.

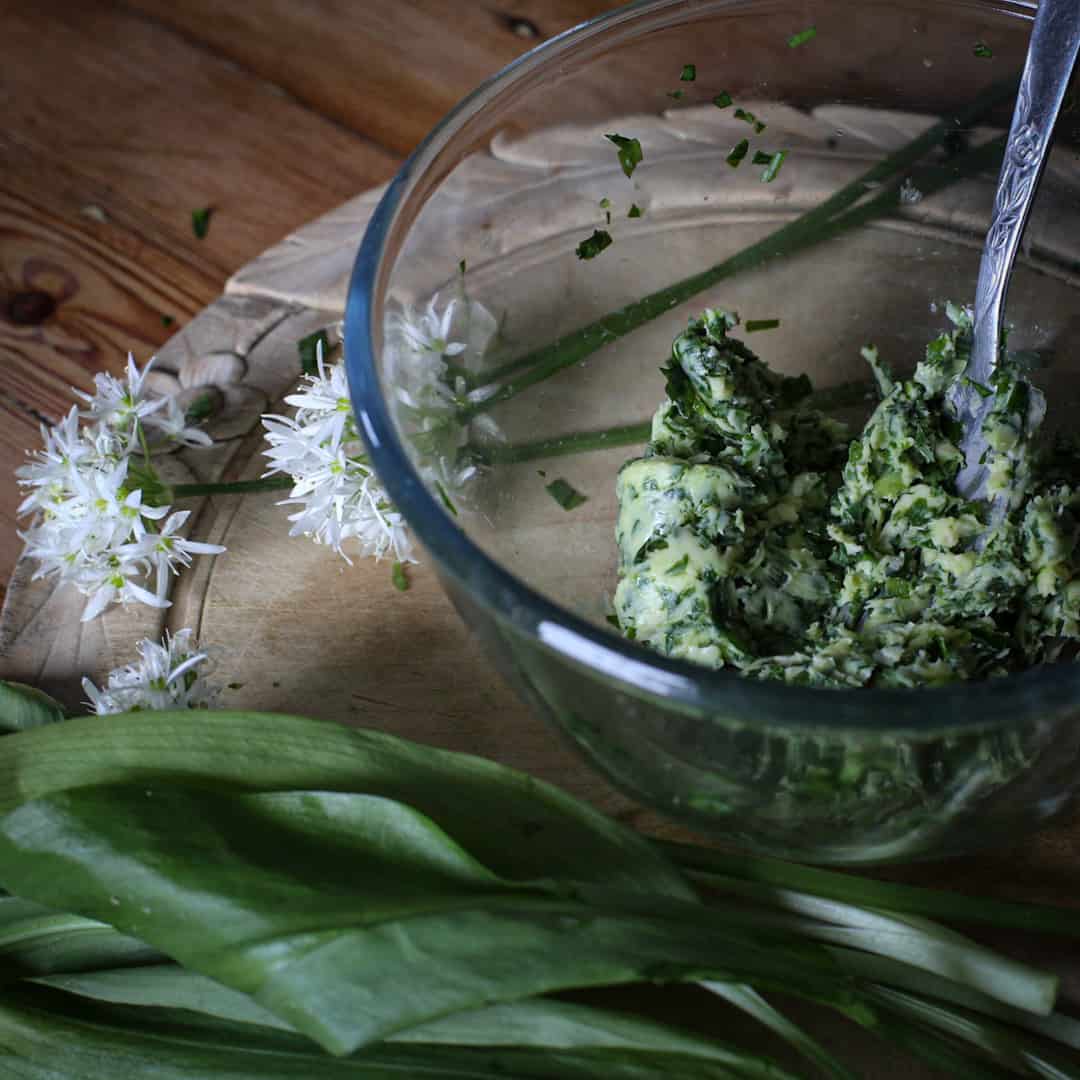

184,392,217,424
751,151,773,166
458,258,467,274
726,139,750,167
628,203,643,219
665,554,690,575
760,150,787,183
391,562,410,591
712,91,733,109
599,197,611,209
191,207,212,239
545,477,588,511
745,319,781,332
576,229,613,260
226,681,245,690
734,108,767,134
605,133,644,178
787,26,817,48
435,481,458,516
298,329,330,376
680,64,697,82
885,577,911,598
974,41,993,59
161,314,175,328
964,376,992,398
537,469,547,478
605,613,621,629
667,89,685,100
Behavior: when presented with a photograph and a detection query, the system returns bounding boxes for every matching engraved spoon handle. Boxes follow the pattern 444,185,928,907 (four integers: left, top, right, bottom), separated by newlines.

954,0,1080,502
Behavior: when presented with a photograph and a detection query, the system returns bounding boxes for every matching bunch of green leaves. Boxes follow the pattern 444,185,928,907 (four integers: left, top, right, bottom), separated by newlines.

0,682,1075,1077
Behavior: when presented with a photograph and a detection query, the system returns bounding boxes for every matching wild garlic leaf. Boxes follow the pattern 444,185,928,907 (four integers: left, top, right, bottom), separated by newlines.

0,982,806,1079
0,682,65,734
0,712,694,898
0,782,844,1055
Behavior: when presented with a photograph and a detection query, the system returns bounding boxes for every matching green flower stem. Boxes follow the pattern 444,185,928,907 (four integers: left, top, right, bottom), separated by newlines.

171,477,293,498
656,839,1080,939
463,76,1017,409
460,378,878,466
467,422,652,466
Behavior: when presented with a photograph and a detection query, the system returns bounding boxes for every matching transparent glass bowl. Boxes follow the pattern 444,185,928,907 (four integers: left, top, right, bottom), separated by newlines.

346,0,1080,863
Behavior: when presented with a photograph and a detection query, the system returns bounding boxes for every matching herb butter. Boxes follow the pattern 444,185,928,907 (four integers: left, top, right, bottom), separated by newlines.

614,306,1080,687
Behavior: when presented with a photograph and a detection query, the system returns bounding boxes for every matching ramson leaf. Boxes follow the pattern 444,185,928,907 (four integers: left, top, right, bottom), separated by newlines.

0,712,692,900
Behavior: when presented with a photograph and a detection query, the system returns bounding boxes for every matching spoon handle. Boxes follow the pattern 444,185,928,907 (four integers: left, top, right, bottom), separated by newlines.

955,0,1080,500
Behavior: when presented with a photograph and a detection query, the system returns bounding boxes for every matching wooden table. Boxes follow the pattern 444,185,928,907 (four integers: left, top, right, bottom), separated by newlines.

3,6,1080,1074
0,0,616,594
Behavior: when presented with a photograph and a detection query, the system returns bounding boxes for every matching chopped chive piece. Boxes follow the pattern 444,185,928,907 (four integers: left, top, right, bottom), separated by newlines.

604,132,644,177
391,562,410,591
575,229,613,260
974,41,993,58
712,90,733,108
191,207,212,239
161,314,175,328
458,258,467,274
435,481,458,516
733,108,767,134
680,63,697,82
298,329,330,375
184,392,217,423
752,150,773,165
226,682,244,690
964,376,993,398
599,197,611,209
667,89,685,100
545,477,588,510
665,554,690,575
537,469,547,478
605,614,621,629
726,139,750,167
745,318,781,332
760,150,787,182
787,26,817,47
628,203,643,218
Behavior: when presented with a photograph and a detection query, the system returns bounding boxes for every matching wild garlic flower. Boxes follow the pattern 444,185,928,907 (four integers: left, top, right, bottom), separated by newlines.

261,346,414,565
82,628,220,714
385,294,500,493
16,354,224,622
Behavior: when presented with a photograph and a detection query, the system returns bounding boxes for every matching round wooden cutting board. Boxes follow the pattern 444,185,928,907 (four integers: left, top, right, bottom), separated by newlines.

2,105,1078,1075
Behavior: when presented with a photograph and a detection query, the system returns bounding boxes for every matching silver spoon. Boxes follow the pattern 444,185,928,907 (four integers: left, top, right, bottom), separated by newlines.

950,0,1080,512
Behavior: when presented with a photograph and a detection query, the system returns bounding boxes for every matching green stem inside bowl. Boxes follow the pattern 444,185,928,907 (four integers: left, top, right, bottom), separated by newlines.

455,76,1016,420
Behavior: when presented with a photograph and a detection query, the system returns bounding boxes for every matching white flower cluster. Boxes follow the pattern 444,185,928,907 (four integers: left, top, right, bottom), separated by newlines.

386,295,501,493
262,345,414,564
82,628,220,714
16,355,224,622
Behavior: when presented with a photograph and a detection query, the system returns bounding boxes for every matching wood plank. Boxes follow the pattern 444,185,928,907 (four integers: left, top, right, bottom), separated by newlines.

117,0,618,155
0,2,399,276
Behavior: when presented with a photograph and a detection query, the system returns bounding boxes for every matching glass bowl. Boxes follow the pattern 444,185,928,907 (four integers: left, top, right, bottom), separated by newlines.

346,0,1080,863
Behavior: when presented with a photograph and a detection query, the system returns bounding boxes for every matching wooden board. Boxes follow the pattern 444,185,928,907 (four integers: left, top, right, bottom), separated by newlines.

3,72,1080,1077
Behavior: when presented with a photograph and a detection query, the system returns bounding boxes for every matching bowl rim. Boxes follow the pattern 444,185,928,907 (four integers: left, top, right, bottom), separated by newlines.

345,0,1073,734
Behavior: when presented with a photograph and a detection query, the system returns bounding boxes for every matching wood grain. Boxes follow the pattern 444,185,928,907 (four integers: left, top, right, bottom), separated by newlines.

0,0,605,588
118,0,619,155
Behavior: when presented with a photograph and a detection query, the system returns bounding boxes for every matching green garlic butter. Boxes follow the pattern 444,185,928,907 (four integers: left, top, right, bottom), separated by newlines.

614,306,1080,687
